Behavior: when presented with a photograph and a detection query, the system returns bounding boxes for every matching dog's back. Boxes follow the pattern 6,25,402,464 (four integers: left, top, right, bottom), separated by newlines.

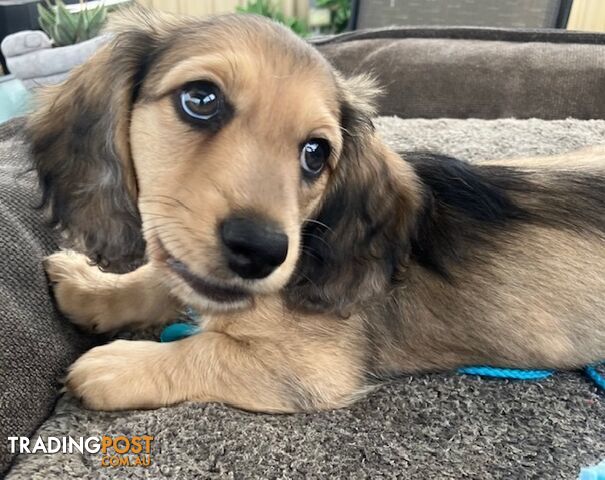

364,147,605,375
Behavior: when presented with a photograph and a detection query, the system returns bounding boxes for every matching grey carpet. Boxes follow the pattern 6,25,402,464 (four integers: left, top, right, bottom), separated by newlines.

6,117,605,479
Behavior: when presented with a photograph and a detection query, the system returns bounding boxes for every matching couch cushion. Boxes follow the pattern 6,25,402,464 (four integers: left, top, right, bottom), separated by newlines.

314,27,605,120
0,118,94,475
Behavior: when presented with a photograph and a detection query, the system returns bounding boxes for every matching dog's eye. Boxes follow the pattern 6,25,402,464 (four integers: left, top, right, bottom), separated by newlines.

178,81,222,121
300,139,330,179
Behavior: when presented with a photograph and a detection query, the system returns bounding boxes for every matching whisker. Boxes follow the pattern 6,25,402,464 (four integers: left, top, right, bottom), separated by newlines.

296,271,321,292
139,209,174,214
138,199,180,209
142,221,185,234
140,194,194,213
179,183,199,199
301,232,333,252
138,211,177,219
301,246,321,262
303,218,334,234
160,230,198,262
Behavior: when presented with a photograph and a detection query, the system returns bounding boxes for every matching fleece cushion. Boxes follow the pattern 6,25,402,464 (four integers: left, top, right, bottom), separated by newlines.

0,119,94,475
5,117,605,480
313,27,605,120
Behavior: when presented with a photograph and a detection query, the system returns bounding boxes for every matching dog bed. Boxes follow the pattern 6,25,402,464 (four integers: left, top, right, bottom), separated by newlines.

0,118,95,476
2,116,604,479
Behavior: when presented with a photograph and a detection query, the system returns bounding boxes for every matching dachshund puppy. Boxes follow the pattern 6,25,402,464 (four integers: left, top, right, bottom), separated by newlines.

29,7,605,412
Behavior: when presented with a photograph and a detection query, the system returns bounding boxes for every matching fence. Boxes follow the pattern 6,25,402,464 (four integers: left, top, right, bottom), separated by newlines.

138,0,309,18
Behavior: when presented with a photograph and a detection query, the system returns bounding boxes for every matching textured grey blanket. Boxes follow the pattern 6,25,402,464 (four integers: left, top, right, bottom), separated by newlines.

3,117,605,479
0,119,94,476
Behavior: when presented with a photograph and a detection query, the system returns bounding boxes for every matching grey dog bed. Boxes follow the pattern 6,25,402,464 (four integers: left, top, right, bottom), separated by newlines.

4,117,605,479
0,119,95,476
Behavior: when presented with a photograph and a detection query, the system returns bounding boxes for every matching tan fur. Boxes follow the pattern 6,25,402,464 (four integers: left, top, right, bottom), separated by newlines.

63,295,368,412
369,225,605,374
45,251,181,332
34,7,605,412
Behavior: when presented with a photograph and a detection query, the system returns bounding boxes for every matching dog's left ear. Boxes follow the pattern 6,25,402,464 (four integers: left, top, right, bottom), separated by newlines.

286,74,420,314
27,6,169,269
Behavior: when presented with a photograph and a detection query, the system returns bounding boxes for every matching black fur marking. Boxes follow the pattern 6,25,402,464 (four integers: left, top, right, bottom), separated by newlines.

287,183,381,311
285,86,415,314
406,152,530,278
406,151,605,278
28,28,159,270
408,153,529,224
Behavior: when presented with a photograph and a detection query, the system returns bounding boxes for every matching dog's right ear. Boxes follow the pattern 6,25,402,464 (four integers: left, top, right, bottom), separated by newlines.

27,6,170,269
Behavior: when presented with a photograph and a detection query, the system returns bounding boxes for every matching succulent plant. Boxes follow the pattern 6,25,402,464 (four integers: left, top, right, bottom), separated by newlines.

37,0,108,47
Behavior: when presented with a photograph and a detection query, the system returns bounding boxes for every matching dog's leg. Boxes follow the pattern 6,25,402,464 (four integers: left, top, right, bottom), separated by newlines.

65,297,368,412
45,250,181,332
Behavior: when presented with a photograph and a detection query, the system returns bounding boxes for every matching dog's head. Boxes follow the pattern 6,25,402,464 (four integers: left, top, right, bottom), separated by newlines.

29,7,420,313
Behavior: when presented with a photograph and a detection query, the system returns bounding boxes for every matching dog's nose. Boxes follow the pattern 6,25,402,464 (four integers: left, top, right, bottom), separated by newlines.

220,217,288,279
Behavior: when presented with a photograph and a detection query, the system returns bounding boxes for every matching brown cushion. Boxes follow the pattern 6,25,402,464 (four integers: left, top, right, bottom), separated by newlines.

314,27,605,120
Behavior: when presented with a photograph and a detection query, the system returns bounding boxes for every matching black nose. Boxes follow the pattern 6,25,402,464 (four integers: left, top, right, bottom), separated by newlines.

220,216,288,279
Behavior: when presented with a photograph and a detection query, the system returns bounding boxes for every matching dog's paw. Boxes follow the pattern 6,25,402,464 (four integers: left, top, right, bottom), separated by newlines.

44,249,94,283
65,340,176,410
44,250,117,332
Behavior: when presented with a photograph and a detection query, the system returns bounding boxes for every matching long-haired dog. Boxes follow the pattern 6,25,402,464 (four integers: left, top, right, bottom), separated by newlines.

29,7,605,412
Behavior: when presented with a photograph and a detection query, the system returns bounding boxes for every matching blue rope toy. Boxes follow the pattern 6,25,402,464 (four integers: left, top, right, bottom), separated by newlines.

579,460,605,480
458,366,554,380
458,363,605,391
160,322,201,342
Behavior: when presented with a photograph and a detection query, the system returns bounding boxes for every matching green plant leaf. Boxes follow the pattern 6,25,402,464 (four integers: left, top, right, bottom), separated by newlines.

38,0,108,46
37,9,54,28
238,0,309,36
87,5,107,34
36,2,52,21
37,3,56,37
55,1,78,32
75,8,86,43
38,18,53,37
52,22,71,46
313,0,351,33
238,0,278,17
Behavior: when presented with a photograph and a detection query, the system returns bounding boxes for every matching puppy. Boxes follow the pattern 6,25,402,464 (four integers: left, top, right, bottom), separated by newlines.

28,7,605,412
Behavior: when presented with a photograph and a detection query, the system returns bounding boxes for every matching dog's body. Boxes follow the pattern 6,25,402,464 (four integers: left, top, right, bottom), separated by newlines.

29,7,605,412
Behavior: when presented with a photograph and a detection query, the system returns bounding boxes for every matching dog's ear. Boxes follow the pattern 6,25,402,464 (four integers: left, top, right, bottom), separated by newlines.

27,6,169,269
286,74,420,314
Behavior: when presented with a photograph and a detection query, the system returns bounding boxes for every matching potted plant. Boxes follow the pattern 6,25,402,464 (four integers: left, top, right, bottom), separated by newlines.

0,0,110,88
38,0,107,46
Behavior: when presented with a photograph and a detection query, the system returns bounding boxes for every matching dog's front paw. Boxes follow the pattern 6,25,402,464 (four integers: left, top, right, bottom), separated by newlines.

65,340,178,410
44,250,117,332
